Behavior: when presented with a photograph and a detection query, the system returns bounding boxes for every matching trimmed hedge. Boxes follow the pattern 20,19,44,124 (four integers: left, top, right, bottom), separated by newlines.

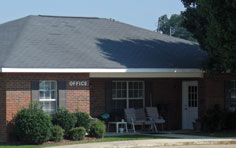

15,106,52,144
50,125,64,142
89,120,106,138
52,108,76,137
69,127,86,141
74,112,92,131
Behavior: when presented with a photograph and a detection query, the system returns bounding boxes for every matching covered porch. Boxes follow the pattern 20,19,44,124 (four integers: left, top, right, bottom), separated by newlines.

89,71,205,132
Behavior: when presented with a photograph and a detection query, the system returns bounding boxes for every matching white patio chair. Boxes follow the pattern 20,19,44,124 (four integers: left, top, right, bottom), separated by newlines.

146,107,165,131
124,108,146,133
135,108,157,132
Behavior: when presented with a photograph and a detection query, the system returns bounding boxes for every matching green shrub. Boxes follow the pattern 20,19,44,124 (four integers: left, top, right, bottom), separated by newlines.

202,105,226,131
89,120,106,138
15,106,52,144
224,112,236,130
74,112,92,131
52,108,76,137
50,125,64,142
69,127,86,141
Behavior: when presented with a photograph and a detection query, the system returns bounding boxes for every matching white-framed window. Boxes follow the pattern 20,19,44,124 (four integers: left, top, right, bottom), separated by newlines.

39,80,57,114
225,80,236,112
231,80,236,99
112,81,144,112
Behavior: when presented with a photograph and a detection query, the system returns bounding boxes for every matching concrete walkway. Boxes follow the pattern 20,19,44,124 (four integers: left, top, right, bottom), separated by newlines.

145,133,236,139
47,137,236,148
150,144,236,148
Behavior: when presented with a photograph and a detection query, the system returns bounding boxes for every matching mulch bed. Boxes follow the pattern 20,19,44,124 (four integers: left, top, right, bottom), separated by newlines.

43,137,98,145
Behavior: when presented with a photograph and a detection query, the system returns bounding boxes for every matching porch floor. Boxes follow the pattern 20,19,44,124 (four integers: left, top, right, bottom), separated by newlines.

106,130,236,139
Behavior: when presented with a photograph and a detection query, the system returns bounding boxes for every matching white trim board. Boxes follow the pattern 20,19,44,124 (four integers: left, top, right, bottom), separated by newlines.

0,68,203,73
90,72,203,78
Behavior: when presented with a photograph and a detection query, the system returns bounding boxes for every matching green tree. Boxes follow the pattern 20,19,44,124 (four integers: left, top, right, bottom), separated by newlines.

181,0,236,74
157,14,195,41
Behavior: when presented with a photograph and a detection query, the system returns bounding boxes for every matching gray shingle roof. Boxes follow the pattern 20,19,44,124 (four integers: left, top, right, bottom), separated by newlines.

0,15,207,69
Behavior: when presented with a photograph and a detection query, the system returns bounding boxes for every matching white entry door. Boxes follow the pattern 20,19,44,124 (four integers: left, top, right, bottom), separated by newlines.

182,81,198,129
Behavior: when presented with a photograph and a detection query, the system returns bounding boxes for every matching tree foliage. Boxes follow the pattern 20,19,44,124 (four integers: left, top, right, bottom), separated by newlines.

157,14,195,41
181,0,236,74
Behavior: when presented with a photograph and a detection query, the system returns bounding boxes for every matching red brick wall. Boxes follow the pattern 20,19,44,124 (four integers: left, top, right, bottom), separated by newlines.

0,73,89,142
66,83,90,113
151,78,183,130
90,79,106,117
198,74,233,117
0,74,7,142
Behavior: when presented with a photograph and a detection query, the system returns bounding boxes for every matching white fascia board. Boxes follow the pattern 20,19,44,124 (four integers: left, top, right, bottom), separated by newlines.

90,72,204,78
0,68,203,73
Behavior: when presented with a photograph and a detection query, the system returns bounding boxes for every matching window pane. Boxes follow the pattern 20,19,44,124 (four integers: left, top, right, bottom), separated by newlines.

40,101,56,114
129,82,133,89
41,101,49,110
134,90,138,98
134,82,138,89
51,91,56,99
122,90,127,98
117,82,121,89
45,91,50,99
139,82,143,89
40,91,45,99
117,90,121,98
122,82,127,89
129,90,133,98
39,81,45,90
51,81,56,90
50,101,56,111
139,90,143,98
45,81,50,90
112,90,117,98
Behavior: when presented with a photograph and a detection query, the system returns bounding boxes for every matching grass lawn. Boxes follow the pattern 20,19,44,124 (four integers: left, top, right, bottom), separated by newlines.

182,131,236,137
0,135,169,148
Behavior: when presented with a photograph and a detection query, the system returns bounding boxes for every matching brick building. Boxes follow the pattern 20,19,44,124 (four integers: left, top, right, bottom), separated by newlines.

0,15,235,142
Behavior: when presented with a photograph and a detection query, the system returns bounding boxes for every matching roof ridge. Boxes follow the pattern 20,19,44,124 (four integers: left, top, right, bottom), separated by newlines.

37,15,100,19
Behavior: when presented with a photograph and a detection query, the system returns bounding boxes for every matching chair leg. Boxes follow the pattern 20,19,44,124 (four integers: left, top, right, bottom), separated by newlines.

132,122,136,133
150,123,154,132
153,123,157,133
116,123,119,133
107,123,110,132
125,123,128,133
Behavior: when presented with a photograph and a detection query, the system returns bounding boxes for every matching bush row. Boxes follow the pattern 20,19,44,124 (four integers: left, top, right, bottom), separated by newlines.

201,105,236,131
14,105,106,144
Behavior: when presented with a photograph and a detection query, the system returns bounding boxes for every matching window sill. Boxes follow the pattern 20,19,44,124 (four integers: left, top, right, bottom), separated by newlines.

39,99,56,101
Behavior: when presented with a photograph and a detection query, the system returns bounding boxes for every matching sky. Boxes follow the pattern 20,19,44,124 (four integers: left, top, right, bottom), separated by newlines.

0,0,185,31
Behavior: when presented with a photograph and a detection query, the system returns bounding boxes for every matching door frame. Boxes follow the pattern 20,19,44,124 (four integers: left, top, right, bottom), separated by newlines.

182,81,198,129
